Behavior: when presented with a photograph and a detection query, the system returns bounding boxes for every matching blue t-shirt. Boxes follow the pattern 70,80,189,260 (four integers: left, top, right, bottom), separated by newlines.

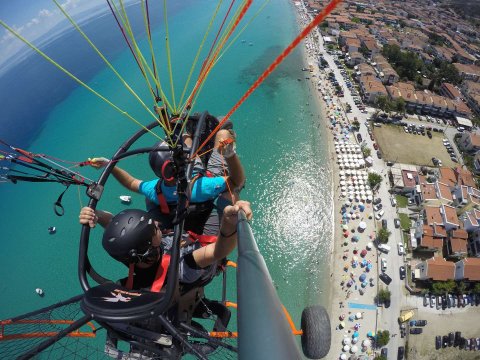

139,177,227,204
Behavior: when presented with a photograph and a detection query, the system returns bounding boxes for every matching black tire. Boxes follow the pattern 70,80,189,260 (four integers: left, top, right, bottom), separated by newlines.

300,305,331,359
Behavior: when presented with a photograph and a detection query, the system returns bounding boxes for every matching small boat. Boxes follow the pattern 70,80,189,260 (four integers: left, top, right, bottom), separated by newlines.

120,195,131,204
248,42,253,46
241,39,246,43
35,288,44,297
48,226,56,234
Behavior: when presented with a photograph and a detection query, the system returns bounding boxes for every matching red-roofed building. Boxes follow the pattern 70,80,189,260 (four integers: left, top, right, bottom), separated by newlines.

454,166,476,188
455,258,480,281
440,83,462,100
441,204,460,230
458,132,480,153
416,258,455,281
415,224,444,253
439,167,456,188
424,206,443,226
463,210,480,232
446,237,468,258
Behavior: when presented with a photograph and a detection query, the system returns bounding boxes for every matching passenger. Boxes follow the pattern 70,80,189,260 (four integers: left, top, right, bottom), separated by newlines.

78,200,252,290
89,129,245,234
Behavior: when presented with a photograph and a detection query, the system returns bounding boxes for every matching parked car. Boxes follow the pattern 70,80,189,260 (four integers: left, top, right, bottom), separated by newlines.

435,335,441,349
416,320,427,326
397,346,405,359
379,272,392,285
398,242,405,255
381,348,388,357
378,244,391,253
443,335,449,348
410,328,423,334
382,219,388,229
437,296,441,310
376,150,382,159
373,143,378,150
424,294,430,307
373,198,382,205
381,258,387,272
394,218,401,228
356,133,363,142
375,210,385,220
430,295,436,308
373,203,383,212
454,332,462,347
448,294,454,308
391,197,397,207
399,266,406,280
449,332,454,347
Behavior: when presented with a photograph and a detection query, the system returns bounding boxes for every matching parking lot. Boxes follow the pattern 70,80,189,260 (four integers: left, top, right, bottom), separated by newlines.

373,124,457,167
403,296,480,359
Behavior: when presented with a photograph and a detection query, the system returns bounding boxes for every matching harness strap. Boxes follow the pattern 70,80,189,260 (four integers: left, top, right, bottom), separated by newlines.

126,263,135,290
187,230,217,246
150,254,171,292
155,180,171,215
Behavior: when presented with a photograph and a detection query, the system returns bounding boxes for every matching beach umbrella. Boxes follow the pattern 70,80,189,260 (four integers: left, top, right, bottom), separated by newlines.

342,225,348,231
351,337,358,345
339,314,346,320
352,235,359,242
358,221,367,230
351,345,358,353
343,345,350,352
340,354,347,360
367,331,376,338
359,273,367,282
343,338,351,345
362,339,371,347
352,331,359,338
360,249,368,257
355,312,362,319
340,321,346,328
361,281,368,288
352,256,358,261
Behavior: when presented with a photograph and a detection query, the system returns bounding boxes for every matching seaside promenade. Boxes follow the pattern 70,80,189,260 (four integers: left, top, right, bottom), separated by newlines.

294,2,407,359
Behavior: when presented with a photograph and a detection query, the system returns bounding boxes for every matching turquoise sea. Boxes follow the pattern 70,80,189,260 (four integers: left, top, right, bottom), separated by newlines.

0,0,332,355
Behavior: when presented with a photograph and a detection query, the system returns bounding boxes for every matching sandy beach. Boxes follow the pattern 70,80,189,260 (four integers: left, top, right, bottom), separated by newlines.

294,3,380,359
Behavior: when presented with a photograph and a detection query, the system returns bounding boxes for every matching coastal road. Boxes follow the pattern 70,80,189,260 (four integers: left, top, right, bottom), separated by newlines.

317,37,407,354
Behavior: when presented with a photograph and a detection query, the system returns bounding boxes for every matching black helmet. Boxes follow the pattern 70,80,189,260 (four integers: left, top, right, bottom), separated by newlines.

149,142,177,181
102,209,158,264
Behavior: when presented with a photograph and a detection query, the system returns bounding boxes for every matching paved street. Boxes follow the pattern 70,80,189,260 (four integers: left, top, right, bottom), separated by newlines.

318,37,407,356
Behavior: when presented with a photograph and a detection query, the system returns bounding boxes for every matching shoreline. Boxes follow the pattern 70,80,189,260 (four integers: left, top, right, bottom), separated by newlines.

294,3,380,359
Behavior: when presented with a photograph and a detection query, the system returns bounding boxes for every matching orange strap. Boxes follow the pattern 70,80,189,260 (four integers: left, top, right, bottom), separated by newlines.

150,254,171,292
125,255,171,292
126,263,135,290
155,180,171,214
187,230,217,246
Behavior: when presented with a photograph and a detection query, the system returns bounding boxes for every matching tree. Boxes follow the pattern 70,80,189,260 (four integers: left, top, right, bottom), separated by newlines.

362,147,371,157
378,288,391,303
473,283,480,294
368,172,382,189
377,228,391,244
431,280,456,295
375,356,387,360
376,330,390,347
457,281,467,294
395,98,406,114
352,119,360,129
375,95,389,112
